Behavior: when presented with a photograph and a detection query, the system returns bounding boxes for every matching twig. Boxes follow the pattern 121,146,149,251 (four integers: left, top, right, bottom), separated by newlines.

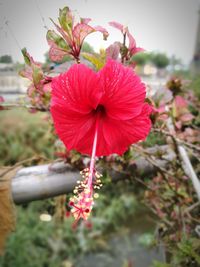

133,144,174,177
153,128,200,152
178,145,200,200
2,103,49,112
132,144,188,201
147,206,174,227
184,201,200,214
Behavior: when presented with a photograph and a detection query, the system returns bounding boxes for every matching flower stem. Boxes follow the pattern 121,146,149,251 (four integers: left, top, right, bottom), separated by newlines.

87,122,98,188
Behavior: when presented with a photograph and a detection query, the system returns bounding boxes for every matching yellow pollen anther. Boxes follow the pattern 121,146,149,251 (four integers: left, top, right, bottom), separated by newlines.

94,193,99,199
84,189,90,194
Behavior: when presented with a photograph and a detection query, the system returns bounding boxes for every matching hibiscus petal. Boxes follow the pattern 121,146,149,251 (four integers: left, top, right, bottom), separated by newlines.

51,61,152,157
98,103,152,156
99,60,146,120
51,105,96,153
51,64,103,154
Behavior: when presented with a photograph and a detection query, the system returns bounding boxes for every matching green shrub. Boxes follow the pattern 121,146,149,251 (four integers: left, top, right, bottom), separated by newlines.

0,109,54,165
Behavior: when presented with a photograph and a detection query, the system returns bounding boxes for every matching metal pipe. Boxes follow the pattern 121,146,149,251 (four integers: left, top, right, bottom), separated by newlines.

11,145,176,204
12,162,80,204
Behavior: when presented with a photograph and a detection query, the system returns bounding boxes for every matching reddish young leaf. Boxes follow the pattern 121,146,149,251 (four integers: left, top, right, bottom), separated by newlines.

48,41,69,62
47,6,109,62
81,18,92,24
73,23,95,46
109,21,144,59
109,21,125,33
20,49,52,111
180,113,194,122
93,26,109,40
127,31,144,56
174,95,188,109
106,42,121,60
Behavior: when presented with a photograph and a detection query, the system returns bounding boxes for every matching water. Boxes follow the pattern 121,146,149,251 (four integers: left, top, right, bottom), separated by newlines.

76,212,165,267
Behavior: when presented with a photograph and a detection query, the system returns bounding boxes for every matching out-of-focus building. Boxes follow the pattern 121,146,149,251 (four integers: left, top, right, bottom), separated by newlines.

0,63,27,93
191,8,200,74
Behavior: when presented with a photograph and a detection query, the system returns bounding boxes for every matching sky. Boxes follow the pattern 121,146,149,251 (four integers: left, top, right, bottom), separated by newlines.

0,0,199,64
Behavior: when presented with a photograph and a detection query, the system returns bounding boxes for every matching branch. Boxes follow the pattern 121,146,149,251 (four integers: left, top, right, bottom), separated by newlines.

166,118,200,201
153,128,200,152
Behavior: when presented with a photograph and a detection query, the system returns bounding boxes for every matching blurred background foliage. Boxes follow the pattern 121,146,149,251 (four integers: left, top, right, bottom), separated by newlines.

0,109,54,166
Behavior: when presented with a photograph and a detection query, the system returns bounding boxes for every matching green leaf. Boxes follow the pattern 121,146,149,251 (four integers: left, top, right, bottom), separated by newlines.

46,30,68,50
58,6,72,32
32,65,43,85
21,48,31,66
82,52,105,70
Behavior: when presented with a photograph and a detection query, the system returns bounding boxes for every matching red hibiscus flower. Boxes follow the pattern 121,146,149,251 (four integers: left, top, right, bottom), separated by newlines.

51,60,152,156
51,60,152,222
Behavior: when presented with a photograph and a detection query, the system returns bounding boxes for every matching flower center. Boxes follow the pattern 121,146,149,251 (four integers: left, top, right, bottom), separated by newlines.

94,104,106,116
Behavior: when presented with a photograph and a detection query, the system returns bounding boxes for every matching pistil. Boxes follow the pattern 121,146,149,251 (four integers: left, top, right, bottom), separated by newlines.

69,116,102,223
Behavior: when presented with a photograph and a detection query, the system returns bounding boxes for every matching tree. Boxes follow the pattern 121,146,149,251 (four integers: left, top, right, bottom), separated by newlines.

0,55,13,63
81,42,95,53
131,52,150,66
151,52,169,69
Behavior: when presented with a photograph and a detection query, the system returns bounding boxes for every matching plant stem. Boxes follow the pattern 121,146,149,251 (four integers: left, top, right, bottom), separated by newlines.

121,33,126,64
